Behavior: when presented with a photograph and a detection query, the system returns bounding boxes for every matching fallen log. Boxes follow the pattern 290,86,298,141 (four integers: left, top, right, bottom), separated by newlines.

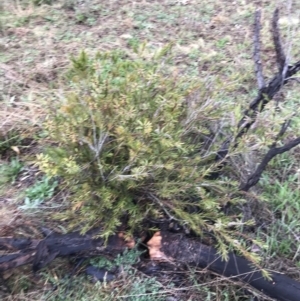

0,229,134,272
1,229,300,301
147,231,300,301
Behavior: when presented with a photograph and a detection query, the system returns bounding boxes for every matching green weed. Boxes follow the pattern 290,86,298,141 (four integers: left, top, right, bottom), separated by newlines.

120,276,166,301
19,176,58,209
31,0,53,6
260,174,300,259
89,249,168,301
216,37,230,49
0,158,23,185
91,248,142,271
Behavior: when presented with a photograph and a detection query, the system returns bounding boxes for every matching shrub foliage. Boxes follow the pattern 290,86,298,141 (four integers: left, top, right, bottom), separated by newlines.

37,47,257,260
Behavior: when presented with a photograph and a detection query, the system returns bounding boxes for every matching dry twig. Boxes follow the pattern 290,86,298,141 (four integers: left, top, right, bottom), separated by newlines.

272,8,286,73
253,9,265,89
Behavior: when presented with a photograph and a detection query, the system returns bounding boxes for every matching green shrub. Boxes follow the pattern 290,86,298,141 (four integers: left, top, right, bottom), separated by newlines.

36,46,258,260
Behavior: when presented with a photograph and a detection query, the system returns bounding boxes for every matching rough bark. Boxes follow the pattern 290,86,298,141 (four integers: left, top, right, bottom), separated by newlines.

2,229,300,301
0,229,134,272
148,231,300,301
253,9,265,89
272,8,286,73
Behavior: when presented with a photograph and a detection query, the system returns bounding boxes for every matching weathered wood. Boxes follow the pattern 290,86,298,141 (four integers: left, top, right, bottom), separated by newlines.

0,229,133,272
272,8,286,73
1,229,300,301
253,9,265,89
148,231,300,301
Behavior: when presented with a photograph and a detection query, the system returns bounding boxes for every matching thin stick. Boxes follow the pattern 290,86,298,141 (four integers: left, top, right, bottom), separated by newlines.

272,8,286,73
253,9,265,89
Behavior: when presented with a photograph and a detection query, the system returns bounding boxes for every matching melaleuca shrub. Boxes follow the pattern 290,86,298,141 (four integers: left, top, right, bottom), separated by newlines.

37,48,244,255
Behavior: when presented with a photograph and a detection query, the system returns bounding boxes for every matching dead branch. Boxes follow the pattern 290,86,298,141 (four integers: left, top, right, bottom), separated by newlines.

0,229,133,272
272,8,286,73
236,6,300,141
254,9,265,89
2,228,300,301
240,136,300,191
239,117,294,191
236,59,300,139
148,231,300,301
212,7,300,186
272,118,293,144
213,58,300,166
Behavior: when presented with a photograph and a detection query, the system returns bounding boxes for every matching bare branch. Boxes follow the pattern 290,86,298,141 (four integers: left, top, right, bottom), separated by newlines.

206,9,300,189
148,193,180,221
272,8,286,73
213,58,300,168
148,231,300,301
0,229,131,272
240,136,300,191
236,59,300,140
253,9,265,89
271,118,293,147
